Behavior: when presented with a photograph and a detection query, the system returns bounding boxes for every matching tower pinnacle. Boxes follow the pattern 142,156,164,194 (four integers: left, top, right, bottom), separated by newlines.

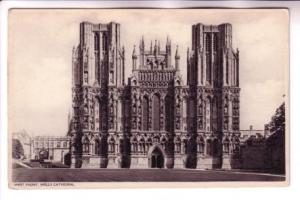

132,45,137,59
175,45,180,60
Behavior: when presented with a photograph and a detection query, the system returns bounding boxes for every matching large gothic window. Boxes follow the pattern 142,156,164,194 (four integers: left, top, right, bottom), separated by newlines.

153,94,160,131
142,96,149,130
94,33,100,82
206,33,212,84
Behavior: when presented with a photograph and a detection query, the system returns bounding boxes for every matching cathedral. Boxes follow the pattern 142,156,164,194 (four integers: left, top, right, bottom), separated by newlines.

69,21,241,169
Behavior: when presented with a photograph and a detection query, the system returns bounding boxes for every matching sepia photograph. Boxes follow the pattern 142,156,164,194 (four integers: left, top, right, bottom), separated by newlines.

8,8,288,187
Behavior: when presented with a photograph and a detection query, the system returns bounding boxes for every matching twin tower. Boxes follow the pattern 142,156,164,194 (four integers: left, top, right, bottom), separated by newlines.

69,21,241,169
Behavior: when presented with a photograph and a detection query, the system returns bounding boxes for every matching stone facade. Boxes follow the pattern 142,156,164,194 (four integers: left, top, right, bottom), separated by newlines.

31,136,70,163
69,22,241,169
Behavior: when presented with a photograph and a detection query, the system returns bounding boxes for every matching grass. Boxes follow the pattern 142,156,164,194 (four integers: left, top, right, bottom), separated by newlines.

12,168,286,182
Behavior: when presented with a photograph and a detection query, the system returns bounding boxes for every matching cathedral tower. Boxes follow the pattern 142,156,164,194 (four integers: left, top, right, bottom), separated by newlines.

70,22,126,168
187,23,241,169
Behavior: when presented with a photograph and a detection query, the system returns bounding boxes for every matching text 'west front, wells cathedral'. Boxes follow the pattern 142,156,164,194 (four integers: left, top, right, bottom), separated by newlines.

69,21,240,169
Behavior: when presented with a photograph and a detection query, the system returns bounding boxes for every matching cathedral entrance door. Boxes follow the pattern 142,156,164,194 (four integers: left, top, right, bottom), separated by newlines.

150,148,164,168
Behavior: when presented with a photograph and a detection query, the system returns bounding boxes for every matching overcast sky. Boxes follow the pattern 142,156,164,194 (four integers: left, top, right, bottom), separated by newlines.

8,9,288,136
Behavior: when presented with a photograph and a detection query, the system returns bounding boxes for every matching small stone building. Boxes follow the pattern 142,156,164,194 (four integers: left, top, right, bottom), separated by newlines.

31,136,71,164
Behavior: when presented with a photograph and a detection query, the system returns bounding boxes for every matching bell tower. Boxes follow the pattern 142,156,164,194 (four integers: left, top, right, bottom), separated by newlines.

188,23,241,169
70,21,126,168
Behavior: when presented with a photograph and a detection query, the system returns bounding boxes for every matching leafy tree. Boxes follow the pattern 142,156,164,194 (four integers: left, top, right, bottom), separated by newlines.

12,139,24,159
266,102,285,174
268,103,285,135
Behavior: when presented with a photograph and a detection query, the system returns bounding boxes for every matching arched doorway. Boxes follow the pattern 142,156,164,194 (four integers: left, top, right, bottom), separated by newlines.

64,153,71,167
150,147,164,168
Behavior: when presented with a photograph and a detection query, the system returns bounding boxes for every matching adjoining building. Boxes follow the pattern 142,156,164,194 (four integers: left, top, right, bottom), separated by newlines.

240,125,269,142
30,136,71,164
69,22,241,169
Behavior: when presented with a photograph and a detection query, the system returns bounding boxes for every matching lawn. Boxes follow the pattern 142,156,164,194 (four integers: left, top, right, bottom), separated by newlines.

12,168,285,182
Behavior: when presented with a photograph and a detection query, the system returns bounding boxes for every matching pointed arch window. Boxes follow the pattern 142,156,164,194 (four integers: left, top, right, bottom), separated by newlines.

226,54,229,84
212,97,218,132
153,94,160,131
205,33,211,51
183,139,188,154
165,95,173,132
189,99,196,130
108,137,115,153
175,137,181,153
94,32,99,51
206,139,212,156
182,98,188,131
161,137,167,150
139,138,145,153
206,33,212,84
197,137,205,154
223,138,230,154
83,138,90,153
142,96,149,130
146,138,152,152
206,98,211,132
212,139,219,156
132,137,138,153
94,32,100,81
94,139,100,155
213,33,218,52
232,137,240,155
94,98,100,131
102,33,108,51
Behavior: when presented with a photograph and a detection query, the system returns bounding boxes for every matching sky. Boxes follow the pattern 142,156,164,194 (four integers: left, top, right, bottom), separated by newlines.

8,9,288,136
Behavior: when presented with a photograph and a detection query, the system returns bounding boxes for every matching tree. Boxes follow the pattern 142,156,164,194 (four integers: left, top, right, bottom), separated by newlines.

266,102,285,174
268,103,285,135
12,139,24,159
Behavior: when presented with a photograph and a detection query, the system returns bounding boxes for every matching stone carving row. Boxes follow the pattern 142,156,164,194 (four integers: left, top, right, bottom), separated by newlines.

138,71,175,82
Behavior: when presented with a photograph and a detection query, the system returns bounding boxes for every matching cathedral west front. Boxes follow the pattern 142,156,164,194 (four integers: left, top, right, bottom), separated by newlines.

69,21,241,169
